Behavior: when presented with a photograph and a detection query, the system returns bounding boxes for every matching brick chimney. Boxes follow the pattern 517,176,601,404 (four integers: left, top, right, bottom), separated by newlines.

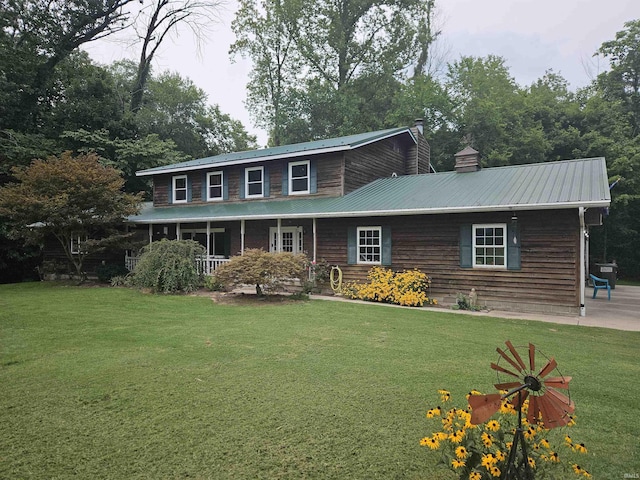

454,146,481,173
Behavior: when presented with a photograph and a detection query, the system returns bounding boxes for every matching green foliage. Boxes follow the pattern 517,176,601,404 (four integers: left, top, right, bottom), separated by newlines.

203,273,226,292
212,248,307,295
129,239,206,294
96,263,129,283
342,266,434,307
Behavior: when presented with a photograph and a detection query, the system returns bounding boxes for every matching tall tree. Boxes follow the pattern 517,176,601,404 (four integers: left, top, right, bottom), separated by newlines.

130,0,223,113
0,152,142,280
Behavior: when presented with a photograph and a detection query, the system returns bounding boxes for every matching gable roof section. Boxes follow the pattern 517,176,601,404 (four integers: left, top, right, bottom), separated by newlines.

136,127,416,177
129,157,610,223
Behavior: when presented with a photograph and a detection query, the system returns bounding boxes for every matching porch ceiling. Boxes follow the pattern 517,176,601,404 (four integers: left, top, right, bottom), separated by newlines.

129,157,611,223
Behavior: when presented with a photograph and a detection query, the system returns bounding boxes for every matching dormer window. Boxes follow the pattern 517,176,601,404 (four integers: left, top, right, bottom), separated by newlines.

289,160,309,194
245,166,264,198
207,171,223,201
172,175,188,203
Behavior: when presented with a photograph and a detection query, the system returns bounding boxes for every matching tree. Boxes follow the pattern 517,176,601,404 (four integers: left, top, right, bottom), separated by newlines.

130,0,223,113
0,152,142,280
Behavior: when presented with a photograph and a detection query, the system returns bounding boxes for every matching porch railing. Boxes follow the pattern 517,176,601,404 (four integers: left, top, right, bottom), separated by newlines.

125,255,230,275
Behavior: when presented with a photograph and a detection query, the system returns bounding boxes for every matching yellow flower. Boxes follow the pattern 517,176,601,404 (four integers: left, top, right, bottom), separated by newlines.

565,435,573,446
466,389,482,399
435,431,448,441
528,457,536,469
481,453,497,468
495,450,505,462
486,420,500,431
567,415,576,426
469,471,482,480
455,446,469,459
582,470,592,478
452,459,465,469
438,389,451,402
426,406,442,418
573,443,587,454
572,464,584,475
420,436,440,450
449,430,464,443
549,451,560,463
523,426,536,440
490,466,501,477
481,432,494,447
539,438,550,449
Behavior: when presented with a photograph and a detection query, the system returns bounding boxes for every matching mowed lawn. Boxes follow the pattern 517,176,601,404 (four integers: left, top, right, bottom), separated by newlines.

1,283,638,479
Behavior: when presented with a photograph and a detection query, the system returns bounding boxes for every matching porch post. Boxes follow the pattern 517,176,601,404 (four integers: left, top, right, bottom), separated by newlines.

206,221,211,256
579,207,586,317
176,222,181,240
277,218,282,252
241,219,245,255
148,224,153,244
313,218,317,263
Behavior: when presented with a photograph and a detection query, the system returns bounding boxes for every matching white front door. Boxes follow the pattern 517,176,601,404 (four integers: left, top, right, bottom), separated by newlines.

269,226,303,254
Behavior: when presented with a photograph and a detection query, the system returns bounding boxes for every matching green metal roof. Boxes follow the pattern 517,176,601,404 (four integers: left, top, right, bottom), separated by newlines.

129,157,610,223
136,127,415,177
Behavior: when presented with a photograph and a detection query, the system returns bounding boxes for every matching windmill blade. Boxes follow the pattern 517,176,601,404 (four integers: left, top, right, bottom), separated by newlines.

505,340,528,371
490,362,521,379
494,381,523,390
510,389,529,411
545,387,575,414
469,394,502,425
537,357,558,379
529,343,536,371
538,394,570,429
497,347,524,373
527,394,539,424
543,376,571,389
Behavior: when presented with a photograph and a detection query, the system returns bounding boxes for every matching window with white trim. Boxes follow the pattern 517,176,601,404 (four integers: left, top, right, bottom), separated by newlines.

245,166,264,198
70,234,87,254
289,160,309,194
473,224,506,268
207,171,223,201
172,175,188,203
357,226,381,264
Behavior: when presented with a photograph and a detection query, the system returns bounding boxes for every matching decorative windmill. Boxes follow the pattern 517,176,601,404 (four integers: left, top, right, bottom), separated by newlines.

468,341,574,480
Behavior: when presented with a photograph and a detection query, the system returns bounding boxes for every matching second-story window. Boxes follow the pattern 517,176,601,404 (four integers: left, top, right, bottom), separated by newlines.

207,171,223,201
246,166,264,198
289,160,309,194
173,175,188,203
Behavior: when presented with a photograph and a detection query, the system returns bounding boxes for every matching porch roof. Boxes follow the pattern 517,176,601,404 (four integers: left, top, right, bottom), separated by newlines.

129,157,610,223
135,127,416,177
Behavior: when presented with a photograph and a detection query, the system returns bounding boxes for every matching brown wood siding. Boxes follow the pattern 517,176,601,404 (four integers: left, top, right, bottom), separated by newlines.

42,236,125,277
315,209,580,313
407,128,431,175
344,140,407,193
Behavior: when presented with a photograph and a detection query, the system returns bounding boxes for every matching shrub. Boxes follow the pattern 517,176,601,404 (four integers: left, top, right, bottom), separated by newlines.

212,248,307,295
341,266,435,307
129,239,206,294
203,274,226,292
420,390,591,479
96,263,129,283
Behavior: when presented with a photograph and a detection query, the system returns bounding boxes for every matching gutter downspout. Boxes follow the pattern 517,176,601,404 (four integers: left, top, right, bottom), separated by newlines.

579,207,586,317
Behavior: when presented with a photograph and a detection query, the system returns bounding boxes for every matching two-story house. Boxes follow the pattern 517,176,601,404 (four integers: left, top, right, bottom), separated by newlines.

127,123,610,316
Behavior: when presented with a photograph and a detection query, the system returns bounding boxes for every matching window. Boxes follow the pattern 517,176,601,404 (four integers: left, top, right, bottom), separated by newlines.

245,167,264,198
207,171,223,201
70,234,87,254
172,175,188,203
269,227,303,254
289,160,309,194
473,224,506,268
357,226,382,264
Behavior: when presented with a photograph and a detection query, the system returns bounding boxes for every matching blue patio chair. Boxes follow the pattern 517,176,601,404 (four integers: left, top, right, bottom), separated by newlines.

590,274,611,301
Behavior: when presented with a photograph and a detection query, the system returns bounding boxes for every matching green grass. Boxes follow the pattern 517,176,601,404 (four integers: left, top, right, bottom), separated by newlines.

1,283,638,479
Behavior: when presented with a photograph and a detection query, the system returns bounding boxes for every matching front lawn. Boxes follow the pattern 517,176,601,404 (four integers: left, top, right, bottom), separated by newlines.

1,283,638,478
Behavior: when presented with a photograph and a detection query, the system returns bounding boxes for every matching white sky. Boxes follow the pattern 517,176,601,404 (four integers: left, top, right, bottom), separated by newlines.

84,0,640,147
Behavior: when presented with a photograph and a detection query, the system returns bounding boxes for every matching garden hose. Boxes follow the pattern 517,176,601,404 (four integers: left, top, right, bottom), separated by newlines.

330,265,343,292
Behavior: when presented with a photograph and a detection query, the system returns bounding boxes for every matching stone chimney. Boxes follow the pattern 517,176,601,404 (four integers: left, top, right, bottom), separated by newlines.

414,118,424,135
454,146,481,173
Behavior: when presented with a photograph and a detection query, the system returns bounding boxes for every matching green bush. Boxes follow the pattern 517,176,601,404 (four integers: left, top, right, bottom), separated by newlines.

203,274,226,292
129,239,206,294
213,248,307,295
96,263,129,283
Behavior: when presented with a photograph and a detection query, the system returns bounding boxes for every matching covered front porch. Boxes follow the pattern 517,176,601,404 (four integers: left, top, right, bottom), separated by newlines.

126,217,319,275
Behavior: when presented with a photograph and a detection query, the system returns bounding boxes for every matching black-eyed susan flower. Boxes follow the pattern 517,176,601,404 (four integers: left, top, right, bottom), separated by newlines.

565,435,573,446
452,459,465,469
466,389,482,399
572,464,583,475
573,442,587,454
495,450,505,462
449,429,464,443
549,451,560,463
524,426,536,440
481,453,497,468
438,389,451,402
469,472,482,480
489,465,501,477
528,457,536,469
481,431,494,447
486,419,500,432
420,436,440,450
426,406,442,418
455,446,469,459
539,438,550,449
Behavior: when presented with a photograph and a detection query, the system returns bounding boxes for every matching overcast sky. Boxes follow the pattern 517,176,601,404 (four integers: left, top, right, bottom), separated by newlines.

85,0,639,146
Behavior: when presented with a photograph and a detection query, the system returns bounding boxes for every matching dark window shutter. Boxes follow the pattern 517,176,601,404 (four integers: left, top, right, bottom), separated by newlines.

460,224,472,268
264,166,270,197
168,177,173,203
187,176,193,202
282,164,289,195
239,170,245,199
347,226,357,264
507,223,521,270
223,171,229,200
202,172,207,201
310,160,317,194
224,231,231,257
381,225,392,266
